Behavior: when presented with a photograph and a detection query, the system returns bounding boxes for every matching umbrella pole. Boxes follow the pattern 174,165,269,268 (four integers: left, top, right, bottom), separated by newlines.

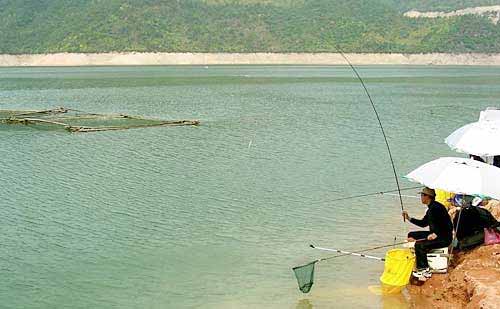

448,206,463,262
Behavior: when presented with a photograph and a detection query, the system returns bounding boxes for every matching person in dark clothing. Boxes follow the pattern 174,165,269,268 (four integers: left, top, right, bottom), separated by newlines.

493,155,500,168
469,154,485,163
453,198,500,246
402,187,453,280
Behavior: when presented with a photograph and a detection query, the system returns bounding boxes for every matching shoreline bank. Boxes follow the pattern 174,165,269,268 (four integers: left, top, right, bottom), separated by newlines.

407,202,500,308
407,244,500,308
1,52,500,67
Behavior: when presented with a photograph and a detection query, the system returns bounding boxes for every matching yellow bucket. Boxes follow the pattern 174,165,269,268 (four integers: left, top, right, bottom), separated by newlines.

379,248,415,294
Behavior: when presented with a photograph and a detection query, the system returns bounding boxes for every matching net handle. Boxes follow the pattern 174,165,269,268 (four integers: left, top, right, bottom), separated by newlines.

310,238,426,262
311,245,385,261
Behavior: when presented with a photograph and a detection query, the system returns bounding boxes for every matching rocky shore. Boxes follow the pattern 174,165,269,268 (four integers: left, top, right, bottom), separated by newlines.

1,52,500,66
407,200,500,308
408,244,500,308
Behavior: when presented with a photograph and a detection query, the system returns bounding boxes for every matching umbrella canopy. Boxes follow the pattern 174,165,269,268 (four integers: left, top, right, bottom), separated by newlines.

405,157,500,200
445,120,500,156
479,109,500,122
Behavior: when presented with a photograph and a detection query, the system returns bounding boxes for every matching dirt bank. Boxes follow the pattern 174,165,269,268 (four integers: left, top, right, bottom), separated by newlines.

407,244,500,308
1,52,500,67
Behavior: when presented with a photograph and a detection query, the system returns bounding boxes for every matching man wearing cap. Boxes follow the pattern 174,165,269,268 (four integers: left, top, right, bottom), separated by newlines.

402,187,453,280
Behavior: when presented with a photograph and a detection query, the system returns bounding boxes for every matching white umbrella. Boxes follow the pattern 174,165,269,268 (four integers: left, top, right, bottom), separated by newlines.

445,120,500,156
479,108,500,121
405,157,500,200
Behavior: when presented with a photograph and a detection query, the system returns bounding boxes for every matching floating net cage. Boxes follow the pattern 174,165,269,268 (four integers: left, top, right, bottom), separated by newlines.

0,107,199,133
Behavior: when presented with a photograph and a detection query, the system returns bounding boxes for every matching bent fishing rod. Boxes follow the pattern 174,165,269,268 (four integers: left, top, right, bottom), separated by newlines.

335,47,406,220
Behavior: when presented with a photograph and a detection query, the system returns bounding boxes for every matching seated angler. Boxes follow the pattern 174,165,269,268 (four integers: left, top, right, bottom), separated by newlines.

402,187,453,280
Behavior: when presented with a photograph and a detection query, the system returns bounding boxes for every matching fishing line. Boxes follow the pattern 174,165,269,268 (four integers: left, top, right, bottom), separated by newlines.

334,47,406,220
384,193,418,199
308,185,421,204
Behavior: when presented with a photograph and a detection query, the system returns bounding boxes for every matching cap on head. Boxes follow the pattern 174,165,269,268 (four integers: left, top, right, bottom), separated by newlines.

419,187,436,198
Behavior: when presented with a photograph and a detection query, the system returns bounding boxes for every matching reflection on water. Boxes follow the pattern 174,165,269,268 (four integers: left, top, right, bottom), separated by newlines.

296,298,314,309
297,285,411,309
380,292,411,309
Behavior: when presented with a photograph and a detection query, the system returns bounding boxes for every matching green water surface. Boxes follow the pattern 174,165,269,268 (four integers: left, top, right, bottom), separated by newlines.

1,65,499,308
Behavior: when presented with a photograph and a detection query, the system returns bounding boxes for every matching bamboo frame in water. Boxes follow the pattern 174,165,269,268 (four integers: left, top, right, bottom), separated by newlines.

68,120,200,132
0,107,200,133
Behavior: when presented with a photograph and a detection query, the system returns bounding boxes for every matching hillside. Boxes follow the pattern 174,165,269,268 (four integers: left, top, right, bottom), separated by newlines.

1,0,500,54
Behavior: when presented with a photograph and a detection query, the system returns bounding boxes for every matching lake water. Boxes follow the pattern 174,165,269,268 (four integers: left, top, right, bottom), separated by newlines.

1,65,499,308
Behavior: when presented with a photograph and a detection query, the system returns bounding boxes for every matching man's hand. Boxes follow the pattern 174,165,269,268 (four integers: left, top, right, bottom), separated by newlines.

427,233,437,240
402,211,410,221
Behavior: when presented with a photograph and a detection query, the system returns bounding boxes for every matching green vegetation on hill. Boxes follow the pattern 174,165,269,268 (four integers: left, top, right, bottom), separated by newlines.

0,0,499,54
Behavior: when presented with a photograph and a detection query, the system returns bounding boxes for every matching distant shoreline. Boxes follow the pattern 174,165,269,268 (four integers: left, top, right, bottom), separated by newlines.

1,52,500,66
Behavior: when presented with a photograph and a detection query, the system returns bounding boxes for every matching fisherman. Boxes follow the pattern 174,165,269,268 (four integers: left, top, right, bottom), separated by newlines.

402,187,453,280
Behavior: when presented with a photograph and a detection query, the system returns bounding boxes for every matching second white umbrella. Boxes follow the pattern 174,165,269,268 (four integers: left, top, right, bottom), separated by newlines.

445,120,500,157
405,157,500,200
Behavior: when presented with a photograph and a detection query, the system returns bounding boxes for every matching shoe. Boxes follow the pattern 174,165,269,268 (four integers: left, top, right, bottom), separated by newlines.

412,268,432,280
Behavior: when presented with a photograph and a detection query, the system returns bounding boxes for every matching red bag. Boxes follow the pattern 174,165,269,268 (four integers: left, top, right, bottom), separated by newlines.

484,228,500,245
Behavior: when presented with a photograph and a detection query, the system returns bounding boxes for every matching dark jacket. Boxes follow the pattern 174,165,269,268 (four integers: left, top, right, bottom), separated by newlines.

453,206,500,240
410,200,453,241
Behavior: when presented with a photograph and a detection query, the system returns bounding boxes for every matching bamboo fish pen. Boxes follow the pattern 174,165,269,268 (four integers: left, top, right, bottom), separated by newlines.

0,107,200,133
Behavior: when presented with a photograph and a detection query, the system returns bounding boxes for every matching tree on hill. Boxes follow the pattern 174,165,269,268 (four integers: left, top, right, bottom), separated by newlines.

0,0,499,54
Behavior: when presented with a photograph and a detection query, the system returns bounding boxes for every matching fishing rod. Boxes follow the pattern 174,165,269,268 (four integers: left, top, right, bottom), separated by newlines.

292,41,412,295
309,185,421,204
335,47,406,221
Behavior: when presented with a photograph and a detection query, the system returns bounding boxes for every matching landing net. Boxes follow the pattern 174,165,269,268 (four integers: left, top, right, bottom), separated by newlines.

0,107,199,132
292,261,316,293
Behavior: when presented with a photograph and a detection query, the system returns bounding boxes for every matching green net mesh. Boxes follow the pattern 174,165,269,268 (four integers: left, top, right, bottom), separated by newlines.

292,261,316,293
0,107,199,133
